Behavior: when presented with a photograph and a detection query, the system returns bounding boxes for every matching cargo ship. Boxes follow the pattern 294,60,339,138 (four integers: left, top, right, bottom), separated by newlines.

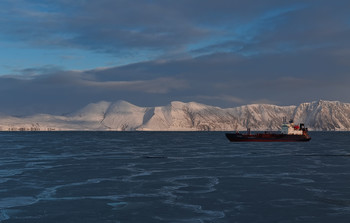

226,119,311,142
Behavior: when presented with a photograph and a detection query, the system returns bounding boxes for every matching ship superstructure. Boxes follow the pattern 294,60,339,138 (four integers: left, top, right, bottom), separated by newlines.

281,118,308,135
226,118,311,142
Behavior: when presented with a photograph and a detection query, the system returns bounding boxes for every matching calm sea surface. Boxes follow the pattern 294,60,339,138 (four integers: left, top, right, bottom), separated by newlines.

0,131,350,223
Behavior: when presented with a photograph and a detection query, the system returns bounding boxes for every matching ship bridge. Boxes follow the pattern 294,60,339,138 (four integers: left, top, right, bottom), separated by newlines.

281,119,304,135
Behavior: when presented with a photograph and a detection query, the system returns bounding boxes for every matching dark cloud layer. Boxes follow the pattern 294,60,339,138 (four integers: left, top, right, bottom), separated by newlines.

4,0,348,56
0,0,350,115
1,47,349,115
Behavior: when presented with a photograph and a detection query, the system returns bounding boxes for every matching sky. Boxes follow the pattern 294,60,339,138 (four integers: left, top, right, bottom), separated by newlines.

1,0,350,115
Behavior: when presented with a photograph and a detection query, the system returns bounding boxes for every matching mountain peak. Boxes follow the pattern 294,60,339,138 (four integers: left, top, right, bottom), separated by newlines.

170,101,186,107
1,99,350,131
111,100,139,109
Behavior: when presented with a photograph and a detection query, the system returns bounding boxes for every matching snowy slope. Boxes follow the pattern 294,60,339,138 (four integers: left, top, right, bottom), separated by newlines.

1,100,350,131
293,100,350,130
101,101,147,130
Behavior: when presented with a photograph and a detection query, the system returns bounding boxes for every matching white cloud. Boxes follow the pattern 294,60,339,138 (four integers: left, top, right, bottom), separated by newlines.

80,77,188,93
194,95,244,104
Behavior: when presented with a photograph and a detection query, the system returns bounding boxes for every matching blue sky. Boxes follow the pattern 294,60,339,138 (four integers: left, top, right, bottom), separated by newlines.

1,0,350,115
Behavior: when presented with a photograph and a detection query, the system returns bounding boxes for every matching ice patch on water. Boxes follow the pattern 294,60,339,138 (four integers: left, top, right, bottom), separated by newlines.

280,177,315,186
0,179,10,184
0,197,37,209
167,176,218,190
37,187,57,199
305,187,328,193
0,210,10,221
155,175,224,222
25,161,52,168
122,169,154,182
37,178,113,200
0,169,23,178
270,198,316,208
163,201,225,222
107,201,128,209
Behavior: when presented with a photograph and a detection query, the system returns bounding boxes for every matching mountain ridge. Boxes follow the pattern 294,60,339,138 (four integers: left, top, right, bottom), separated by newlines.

1,100,350,131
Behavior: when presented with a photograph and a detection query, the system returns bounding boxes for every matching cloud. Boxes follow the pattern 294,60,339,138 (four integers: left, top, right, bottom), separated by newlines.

0,0,349,75
0,0,350,115
80,78,188,94
11,65,64,78
193,95,244,104
1,43,350,116
0,68,189,115
251,99,278,105
5,0,348,58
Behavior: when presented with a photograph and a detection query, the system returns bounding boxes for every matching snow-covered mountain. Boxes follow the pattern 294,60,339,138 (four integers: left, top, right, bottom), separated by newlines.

1,100,350,131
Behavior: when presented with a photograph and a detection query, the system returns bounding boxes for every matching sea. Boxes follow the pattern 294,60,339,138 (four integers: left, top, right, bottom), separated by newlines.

0,131,350,223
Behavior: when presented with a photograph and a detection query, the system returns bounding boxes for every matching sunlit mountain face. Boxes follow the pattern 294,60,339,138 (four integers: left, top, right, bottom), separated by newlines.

1,100,349,131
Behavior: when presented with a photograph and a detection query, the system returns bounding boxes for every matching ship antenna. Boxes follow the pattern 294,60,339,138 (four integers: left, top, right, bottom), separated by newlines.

283,117,287,124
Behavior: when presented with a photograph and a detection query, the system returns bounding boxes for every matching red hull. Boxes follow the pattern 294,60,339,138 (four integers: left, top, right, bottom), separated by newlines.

225,133,311,142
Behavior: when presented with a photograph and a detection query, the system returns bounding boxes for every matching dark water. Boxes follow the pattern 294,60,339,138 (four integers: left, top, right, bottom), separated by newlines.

1,132,350,223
